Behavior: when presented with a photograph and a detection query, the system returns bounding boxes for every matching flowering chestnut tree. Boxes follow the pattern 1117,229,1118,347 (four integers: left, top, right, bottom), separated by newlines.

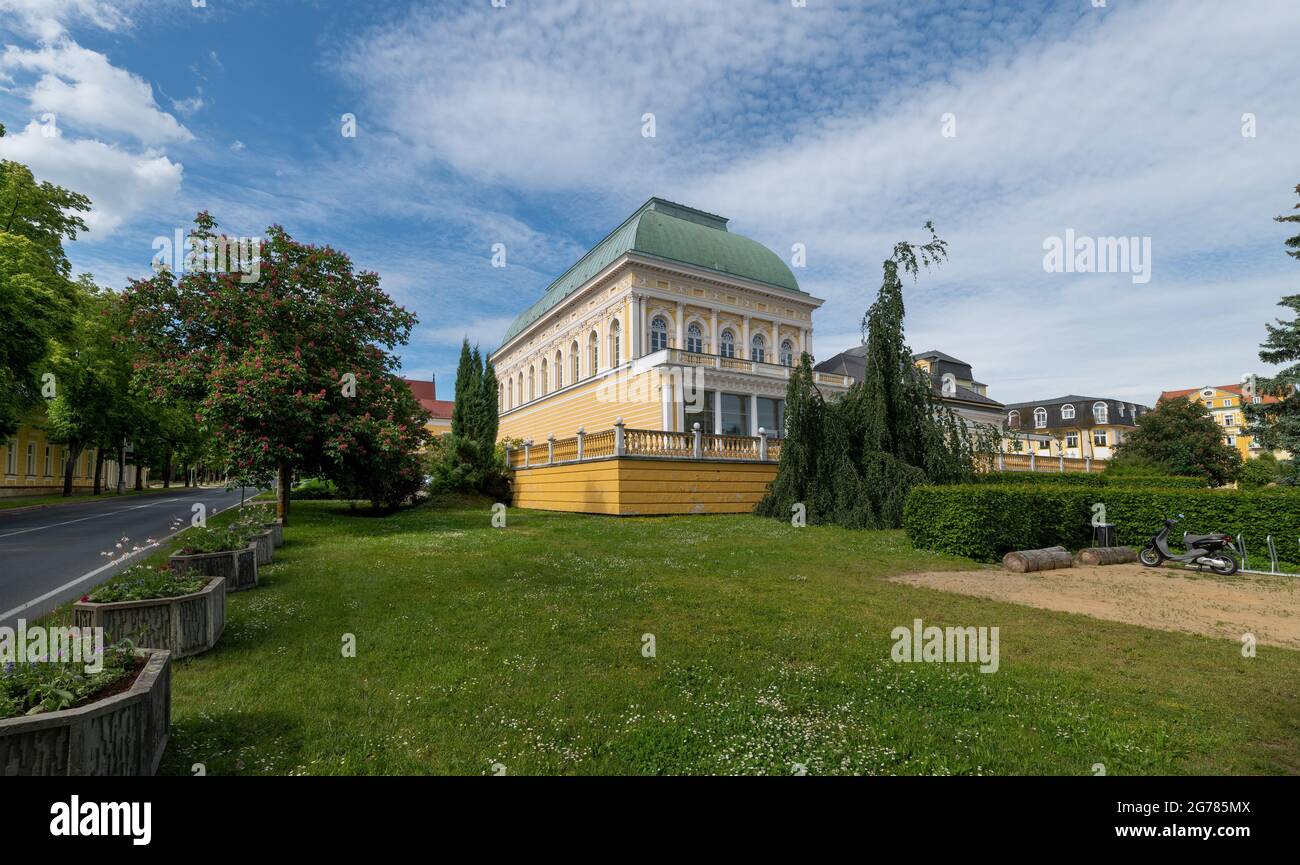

124,213,429,522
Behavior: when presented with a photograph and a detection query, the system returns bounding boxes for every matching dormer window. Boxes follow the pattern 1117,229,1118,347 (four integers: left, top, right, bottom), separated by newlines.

1093,401,1108,424
1008,410,1020,429
1060,403,1075,420
1033,407,1047,428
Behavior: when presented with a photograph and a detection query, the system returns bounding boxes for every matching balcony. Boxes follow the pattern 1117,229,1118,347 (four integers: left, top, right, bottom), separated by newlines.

655,348,853,388
506,421,782,468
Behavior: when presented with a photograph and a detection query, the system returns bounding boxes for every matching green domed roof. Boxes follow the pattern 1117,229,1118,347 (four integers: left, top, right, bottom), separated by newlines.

500,198,803,345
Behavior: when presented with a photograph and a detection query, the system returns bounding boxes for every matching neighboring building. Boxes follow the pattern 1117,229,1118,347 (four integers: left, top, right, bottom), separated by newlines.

814,347,1005,427
491,197,852,446
0,411,144,499
1157,376,1286,460
403,376,453,435
1002,395,1149,459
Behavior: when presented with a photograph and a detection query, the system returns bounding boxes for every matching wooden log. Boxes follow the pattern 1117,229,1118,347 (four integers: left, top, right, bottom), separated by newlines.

1002,546,1073,573
1076,546,1138,566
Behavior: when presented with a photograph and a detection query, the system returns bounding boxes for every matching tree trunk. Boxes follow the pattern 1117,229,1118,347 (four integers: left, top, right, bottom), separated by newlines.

1002,546,1073,573
278,462,292,526
93,447,104,495
183,463,190,487
115,439,126,495
134,461,143,491
1077,546,1138,566
163,450,171,488
61,443,82,496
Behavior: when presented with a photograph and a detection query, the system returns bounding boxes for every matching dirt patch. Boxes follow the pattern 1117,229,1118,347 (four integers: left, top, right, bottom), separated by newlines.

891,563,1300,649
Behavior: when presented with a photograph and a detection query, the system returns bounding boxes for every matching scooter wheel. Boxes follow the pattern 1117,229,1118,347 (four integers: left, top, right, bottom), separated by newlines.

1138,546,1162,567
1208,554,1239,576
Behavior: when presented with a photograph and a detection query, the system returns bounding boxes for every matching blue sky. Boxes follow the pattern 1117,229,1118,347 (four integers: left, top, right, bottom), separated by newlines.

1,0,1297,406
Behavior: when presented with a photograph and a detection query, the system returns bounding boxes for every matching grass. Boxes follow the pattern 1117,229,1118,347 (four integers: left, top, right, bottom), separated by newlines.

132,498,1300,776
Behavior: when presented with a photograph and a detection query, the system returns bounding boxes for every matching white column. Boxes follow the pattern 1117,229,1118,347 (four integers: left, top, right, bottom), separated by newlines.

637,294,645,357
675,301,685,349
749,393,758,436
709,309,718,353
805,326,813,359
742,316,750,359
713,391,722,434
661,376,674,431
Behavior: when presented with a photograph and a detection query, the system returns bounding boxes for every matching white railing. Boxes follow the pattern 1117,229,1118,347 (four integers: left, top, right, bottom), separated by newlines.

506,419,780,468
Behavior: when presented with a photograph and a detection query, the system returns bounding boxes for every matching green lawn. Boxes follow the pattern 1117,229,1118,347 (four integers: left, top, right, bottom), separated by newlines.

136,499,1299,775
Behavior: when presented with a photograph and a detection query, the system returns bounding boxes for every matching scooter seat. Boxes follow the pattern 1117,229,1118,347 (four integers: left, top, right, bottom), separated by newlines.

1183,533,1224,545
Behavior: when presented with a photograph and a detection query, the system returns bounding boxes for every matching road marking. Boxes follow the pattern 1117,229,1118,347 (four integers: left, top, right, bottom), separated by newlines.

0,494,258,624
0,497,191,538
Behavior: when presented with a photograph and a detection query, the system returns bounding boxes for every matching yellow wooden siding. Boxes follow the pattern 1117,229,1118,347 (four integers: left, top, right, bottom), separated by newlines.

498,372,663,444
510,457,777,515
0,420,138,497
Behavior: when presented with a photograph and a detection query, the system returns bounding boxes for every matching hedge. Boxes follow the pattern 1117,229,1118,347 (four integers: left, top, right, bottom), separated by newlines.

904,483,1300,564
972,472,1206,489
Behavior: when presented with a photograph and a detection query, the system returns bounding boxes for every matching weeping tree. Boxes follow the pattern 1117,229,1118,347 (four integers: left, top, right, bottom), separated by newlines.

757,223,991,528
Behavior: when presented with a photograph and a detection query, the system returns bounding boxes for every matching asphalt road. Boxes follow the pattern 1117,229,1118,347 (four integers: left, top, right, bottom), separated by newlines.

0,485,259,628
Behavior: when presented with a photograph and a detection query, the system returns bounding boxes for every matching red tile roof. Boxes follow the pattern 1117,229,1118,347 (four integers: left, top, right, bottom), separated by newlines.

1158,383,1280,404
403,377,454,419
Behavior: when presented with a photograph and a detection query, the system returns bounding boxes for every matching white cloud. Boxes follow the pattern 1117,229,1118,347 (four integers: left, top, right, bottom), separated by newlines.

229,139,245,152
0,0,139,40
171,88,205,116
1,40,193,145
0,120,183,237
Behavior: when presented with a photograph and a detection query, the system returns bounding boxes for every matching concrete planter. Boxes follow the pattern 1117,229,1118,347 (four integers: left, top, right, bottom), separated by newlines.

0,649,171,776
264,520,283,548
170,546,256,592
250,529,274,566
231,545,258,591
72,578,225,659
169,548,237,584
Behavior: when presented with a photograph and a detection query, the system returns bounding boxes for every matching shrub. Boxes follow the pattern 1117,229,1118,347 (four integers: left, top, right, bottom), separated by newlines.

87,564,207,603
290,477,340,500
904,483,1300,563
972,472,1205,489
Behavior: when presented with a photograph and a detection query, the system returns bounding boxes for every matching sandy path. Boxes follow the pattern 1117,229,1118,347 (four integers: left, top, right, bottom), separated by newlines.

890,563,1300,649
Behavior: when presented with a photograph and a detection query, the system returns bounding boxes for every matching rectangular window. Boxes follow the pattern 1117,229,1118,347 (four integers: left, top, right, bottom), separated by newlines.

1224,413,1235,426
1065,432,1079,449
1223,398,1233,407
1092,430,1108,447
684,390,714,434
5,439,14,475
757,397,784,438
44,446,51,477
1227,435,1236,446
26,442,35,476
720,393,749,436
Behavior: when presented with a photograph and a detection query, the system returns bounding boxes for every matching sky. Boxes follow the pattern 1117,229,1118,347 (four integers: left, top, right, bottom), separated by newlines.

1,0,1297,407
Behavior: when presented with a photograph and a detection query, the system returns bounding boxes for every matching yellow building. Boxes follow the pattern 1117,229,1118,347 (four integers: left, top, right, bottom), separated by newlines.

1157,378,1286,460
1002,396,1149,460
490,197,853,514
1,412,142,498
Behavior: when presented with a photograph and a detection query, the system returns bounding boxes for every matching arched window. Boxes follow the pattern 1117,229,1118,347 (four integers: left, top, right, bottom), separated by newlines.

555,350,564,391
588,331,599,375
780,339,794,367
1060,403,1075,420
1093,401,1108,424
687,322,703,353
1008,410,1020,429
650,316,668,352
720,329,735,358
570,341,579,383
517,373,524,406
507,378,513,409
751,333,766,363
539,358,548,397
1033,407,1047,428
940,373,956,397
528,365,536,402
609,319,621,366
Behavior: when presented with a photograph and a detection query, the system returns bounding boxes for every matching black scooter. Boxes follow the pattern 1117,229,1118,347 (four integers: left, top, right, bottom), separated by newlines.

1138,514,1239,575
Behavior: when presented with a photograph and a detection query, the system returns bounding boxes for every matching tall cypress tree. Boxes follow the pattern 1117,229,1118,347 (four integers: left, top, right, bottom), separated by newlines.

450,339,477,439
1244,183,1300,454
